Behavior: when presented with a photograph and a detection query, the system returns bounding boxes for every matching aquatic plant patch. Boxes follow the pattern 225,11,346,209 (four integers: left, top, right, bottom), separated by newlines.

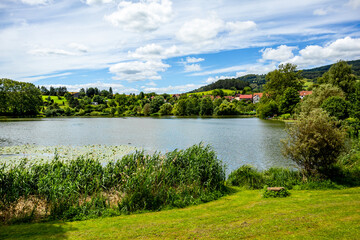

0,145,136,169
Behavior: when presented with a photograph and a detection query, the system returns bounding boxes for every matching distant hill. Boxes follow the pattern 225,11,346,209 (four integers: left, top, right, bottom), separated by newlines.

190,59,360,93
301,59,360,79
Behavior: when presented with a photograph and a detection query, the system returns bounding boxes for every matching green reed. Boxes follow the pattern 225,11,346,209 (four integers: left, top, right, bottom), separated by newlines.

0,144,227,224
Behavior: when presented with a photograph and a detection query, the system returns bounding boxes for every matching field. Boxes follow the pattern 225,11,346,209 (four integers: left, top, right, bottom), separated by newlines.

42,96,69,107
1,187,359,239
187,89,236,97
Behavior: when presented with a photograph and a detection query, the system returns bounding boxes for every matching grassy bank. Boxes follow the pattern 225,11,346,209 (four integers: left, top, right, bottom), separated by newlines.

0,144,227,224
1,187,359,239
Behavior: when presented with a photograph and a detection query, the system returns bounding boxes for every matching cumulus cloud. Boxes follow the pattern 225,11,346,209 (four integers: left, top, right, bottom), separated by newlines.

186,57,204,63
260,45,297,62
184,64,201,72
142,83,202,94
109,60,170,82
181,56,205,72
129,44,179,60
177,15,224,43
225,21,256,34
286,37,360,67
21,0,50,5
85,0,114,5
177,15,257,43
347,0,360,8
206,75,238,84
105,0,172,32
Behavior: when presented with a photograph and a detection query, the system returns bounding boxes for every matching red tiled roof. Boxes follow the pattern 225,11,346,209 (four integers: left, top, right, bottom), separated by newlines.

299,91,312,96
253,93,263,97
239,95,253,99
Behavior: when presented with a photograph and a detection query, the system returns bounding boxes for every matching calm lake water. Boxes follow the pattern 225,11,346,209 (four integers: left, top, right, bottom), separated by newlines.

0,117,294,173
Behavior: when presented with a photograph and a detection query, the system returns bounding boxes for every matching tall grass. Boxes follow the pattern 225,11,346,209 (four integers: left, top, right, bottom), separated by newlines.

226,164,360,190
0,144,227,224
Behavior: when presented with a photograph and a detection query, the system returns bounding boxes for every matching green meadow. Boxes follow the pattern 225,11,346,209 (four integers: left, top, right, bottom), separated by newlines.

1,187,359,240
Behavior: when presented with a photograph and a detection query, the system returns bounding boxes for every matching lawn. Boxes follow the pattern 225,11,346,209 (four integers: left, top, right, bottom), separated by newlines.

42,96,68,106
1,187,359,239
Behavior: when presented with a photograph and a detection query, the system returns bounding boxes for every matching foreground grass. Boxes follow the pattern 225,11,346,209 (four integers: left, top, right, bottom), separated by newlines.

1,187,359,240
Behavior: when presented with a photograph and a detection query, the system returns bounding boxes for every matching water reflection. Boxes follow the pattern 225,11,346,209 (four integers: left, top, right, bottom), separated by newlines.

0,117,294,173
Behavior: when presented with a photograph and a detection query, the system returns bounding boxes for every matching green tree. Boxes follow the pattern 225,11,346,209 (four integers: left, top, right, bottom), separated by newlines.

200,97,214,116
186,97,200,115
282,109,346,176
214,101,239,116
143,103,151,116
173,99,187,116
299,84,344,116
92,95,105,104
0,78,43,116
321,96,350,120
150,96,165,114
256,100,279,119
212,89,225,97
264,63,303,100
278,87,300,114
319,60,356,96
159,103,173,115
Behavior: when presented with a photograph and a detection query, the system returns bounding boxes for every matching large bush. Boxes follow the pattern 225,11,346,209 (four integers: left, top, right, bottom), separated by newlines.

282,109,346,176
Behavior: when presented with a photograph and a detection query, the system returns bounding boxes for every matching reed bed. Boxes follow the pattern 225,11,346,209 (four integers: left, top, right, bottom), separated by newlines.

0,144,227,224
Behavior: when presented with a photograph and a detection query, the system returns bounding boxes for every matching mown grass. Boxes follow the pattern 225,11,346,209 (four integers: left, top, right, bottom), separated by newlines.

1,187,359,239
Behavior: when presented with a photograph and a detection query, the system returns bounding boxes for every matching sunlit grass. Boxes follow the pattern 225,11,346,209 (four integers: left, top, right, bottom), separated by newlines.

1,187,359,239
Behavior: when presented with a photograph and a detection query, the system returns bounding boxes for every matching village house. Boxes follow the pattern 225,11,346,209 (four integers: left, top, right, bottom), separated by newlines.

252,93,263,104
299,91,312,99
234,94,253,102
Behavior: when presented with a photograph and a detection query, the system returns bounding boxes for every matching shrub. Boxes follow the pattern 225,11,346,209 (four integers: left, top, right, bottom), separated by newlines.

227,165,264,189
262,186,290,198
282,108,346,176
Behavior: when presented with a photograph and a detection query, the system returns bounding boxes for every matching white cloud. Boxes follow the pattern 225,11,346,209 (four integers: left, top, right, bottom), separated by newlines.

69,43,88,53
28,48,77,56
41,82,138,94
186,57,204,63
225,21,256,34
105,0,172,32
109,60,170,82
261,45,297,62
184,64,201,72
129,44,179,60
206,75,235,84
313,8,327,16
146,81,157,87
177,15,224,43
177,16,257,43
347,0,360,8
286,37,360,67
85,0,114,5
142,83,202,94
195,63,277,77
19,72,72,83
181,56,205,72
21,0,50,5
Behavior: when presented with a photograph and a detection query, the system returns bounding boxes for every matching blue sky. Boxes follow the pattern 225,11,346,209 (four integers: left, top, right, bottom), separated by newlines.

1,0,360,93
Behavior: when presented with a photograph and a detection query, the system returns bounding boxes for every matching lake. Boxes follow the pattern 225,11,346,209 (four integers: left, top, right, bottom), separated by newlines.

0,117,294,173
